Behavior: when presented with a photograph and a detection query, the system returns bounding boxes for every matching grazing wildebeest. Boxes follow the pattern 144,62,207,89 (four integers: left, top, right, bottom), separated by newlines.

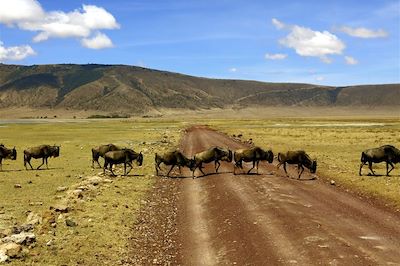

92,144,120,168
233,146,274,174
277,150,317,179
155,150,195,177
24,145,60,170
103,148,143,176
192,146,233,177
0,144,17,171
359,145,400,176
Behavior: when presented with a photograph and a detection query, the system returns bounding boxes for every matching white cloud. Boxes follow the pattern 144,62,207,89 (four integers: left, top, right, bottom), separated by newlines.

0,0,44,25
265,53,287,60
0,41,36,62
229,67,237,72
338,26,388,38
271,18,285,29
273,19,345,63
81,32,113,49
345,56,358,65
0,0,120,49
315,76,325,81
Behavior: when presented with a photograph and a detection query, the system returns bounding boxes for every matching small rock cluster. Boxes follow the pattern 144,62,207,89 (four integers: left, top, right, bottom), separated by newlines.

0,212,39,263
0,174,113,264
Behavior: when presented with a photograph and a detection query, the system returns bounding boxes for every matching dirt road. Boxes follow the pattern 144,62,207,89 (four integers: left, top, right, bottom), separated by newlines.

175,126,400,265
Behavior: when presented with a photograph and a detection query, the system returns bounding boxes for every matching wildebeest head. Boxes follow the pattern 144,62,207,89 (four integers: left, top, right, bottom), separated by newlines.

10,147,17,160
188,157,196,171
221,148,233,162
310,160,317,173
267,150,274,163
137,152,143,166
52,146,60,157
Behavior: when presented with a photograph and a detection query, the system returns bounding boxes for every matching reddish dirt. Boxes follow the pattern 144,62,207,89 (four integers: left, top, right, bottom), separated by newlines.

175,126,400,265
127,126,400,265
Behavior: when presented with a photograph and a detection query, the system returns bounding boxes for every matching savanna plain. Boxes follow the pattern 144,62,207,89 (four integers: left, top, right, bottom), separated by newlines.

0,113,399,265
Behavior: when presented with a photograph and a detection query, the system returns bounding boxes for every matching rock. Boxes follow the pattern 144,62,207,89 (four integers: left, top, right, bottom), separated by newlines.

46,239,53,246
2,232,36,245
0,250,8,263
28,201,43,206
65,219,77,227
50,204,70,213
56,186,68,192
14,184,22,189
0,242,22,258
26,212,42,226
330,180,336,186
27,180,32,184
12,224,33,234
85,176,103,186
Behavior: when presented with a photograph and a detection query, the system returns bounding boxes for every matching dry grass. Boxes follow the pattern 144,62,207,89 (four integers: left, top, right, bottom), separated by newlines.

0,119,186,265
206,117,400,208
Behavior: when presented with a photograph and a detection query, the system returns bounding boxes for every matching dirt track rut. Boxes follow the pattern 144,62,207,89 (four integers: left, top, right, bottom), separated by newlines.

176,126,400,265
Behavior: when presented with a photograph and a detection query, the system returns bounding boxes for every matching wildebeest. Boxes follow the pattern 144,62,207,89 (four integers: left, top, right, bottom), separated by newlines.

155,150,195,177
192,146,232,177
92,144,120,168
0,144,17,171
277,150,317,179
103,148,143,176
359,145,400,176
24,145,60,170
233,146,274,174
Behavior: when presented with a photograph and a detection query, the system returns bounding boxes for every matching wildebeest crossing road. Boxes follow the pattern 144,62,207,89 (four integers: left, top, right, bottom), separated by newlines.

174,126,400,265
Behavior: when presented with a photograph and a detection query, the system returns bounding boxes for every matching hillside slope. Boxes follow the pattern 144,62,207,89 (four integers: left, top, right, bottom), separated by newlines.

0,64,398,114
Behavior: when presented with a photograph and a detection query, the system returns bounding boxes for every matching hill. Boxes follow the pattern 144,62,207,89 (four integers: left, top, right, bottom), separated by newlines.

0,64,398,116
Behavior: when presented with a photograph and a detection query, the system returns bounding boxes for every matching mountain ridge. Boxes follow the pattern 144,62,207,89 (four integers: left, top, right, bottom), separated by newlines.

0,64,398,115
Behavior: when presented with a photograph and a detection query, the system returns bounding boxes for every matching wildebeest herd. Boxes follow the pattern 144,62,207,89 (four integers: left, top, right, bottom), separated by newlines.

0,143,399,178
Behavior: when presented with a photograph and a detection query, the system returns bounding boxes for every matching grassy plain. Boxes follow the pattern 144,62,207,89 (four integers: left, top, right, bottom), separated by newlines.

0,119,185,265
1,115,399,264
207,117,400,209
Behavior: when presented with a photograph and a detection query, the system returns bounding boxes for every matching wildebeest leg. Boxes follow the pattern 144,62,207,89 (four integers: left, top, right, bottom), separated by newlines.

247,160,255,174
298,164,304,179
26,157,34,170
199,165,206,176
283,163,289,177
215,160,221,173
45,157,49,169
179,165,182,174
125,162,133,175
256,160,260,174
109,163,117,176
0,158,2,171
37,158,45,170
387,161,395,176
368,162,376,176
166,165,175,177
359,162,366,176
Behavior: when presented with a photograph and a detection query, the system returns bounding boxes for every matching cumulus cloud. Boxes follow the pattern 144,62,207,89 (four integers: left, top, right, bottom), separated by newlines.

272,18,345,63
229,67,237,72
0,0,44,25
0,0,119,49
338,26,388,38
81,32,113,49
344,56,358,65
0,41,36,62
265,53,287,60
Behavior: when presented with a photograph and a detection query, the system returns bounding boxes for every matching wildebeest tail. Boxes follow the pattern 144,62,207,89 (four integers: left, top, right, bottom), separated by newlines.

23,151,28,167
360,152,366,163
277,153,283,163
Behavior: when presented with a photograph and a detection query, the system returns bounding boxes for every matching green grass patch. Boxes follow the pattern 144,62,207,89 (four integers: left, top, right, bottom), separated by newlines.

0,119,186,265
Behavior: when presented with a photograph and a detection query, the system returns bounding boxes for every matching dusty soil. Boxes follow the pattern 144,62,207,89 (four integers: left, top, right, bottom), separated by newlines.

129,126,400,265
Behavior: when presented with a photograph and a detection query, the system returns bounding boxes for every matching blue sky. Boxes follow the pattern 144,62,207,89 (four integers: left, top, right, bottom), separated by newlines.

0,0,399,86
